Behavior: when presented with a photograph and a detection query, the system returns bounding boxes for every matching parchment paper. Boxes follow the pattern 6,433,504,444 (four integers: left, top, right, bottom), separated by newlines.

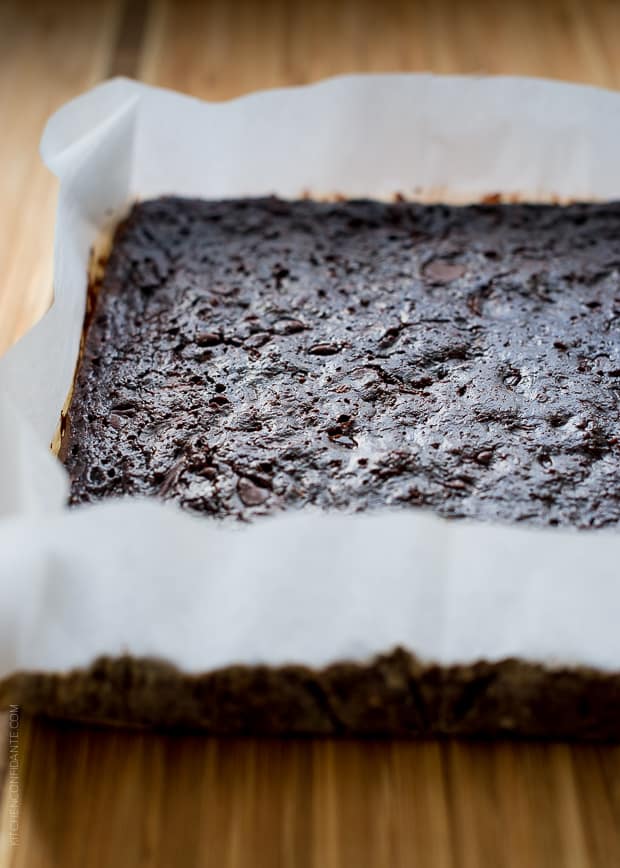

1,74,620,686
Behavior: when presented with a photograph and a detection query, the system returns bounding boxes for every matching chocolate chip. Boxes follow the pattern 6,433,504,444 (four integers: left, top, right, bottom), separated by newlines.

237,478,269,506
273,266,290,281
503,370,521,389
308,343,340,356
274,318,306,335
379,325,403,347
411,376,433,389
423,260,466,284
244,332,272,349
445,478,470,491
195,331,221,346
475,450,494,466
247,472,272,489
110,401,137,417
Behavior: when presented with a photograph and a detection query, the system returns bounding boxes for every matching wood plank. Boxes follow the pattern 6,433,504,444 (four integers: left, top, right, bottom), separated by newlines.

0,0,123,354
141,0,620,100
3,719,620,867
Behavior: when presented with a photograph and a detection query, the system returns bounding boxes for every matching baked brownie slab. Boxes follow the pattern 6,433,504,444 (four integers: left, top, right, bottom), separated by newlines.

63,197,620,528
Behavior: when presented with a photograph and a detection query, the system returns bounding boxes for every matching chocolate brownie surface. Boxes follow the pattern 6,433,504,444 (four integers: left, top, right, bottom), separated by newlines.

64,197,620,527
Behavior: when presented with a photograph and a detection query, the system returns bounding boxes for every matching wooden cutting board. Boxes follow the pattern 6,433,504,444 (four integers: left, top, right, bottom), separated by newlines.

1,0,620,865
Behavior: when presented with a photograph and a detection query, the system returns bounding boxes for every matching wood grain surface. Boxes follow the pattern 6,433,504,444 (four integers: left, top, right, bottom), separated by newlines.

1,0,620,865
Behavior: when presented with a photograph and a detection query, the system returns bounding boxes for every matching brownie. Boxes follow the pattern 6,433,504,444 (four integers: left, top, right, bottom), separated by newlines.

63,196,620,528
50,196,620,737
3,652,620,739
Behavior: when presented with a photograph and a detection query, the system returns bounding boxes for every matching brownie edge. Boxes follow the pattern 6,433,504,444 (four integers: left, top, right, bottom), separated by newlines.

2,650,620,739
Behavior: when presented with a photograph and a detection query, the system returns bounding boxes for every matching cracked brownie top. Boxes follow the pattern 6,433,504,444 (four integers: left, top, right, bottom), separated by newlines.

63,196,620,527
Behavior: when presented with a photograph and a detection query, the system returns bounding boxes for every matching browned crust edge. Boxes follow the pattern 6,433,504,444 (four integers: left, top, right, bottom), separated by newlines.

56,228,115,459
1,649,619,739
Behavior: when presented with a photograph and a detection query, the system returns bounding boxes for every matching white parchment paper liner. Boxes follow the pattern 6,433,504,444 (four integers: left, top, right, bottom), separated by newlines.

1,74,620,686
